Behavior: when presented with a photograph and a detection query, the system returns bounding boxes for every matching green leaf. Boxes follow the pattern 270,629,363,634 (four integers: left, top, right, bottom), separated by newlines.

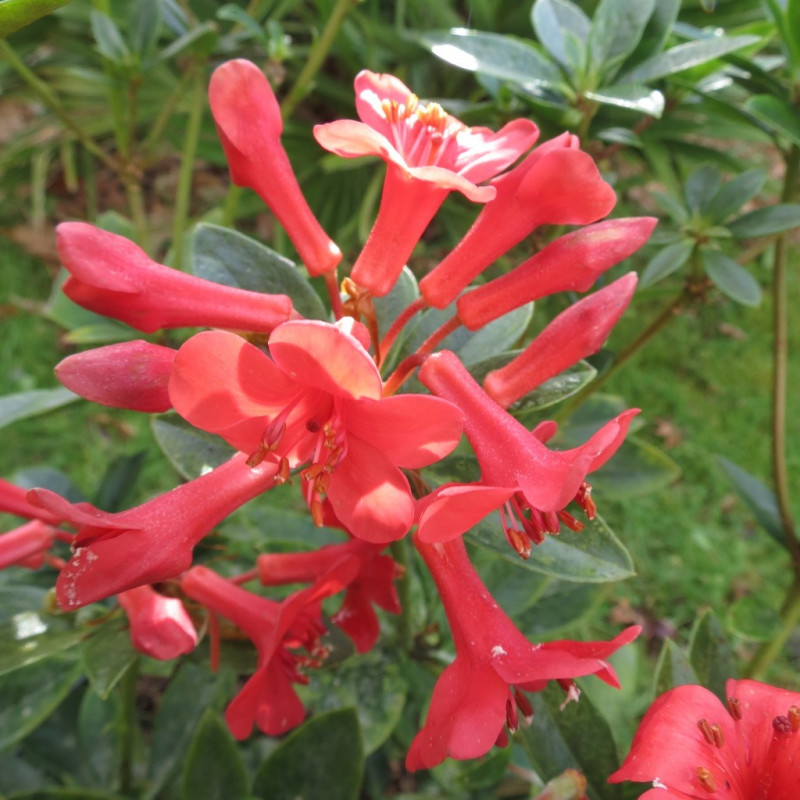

515,580,603,635
217,4,268,43
702,249,762,306
624,0,679,67
90,10,130,63
418,29,563,89
689,610,737,701
586,0,655,80
531,0,590,70
77,689,121,788
651,190,689,223
302,649,408,754
591,437,682,498
705,169,767,224
684,164,722,214
94,451,146,512
640,240,694,287
0,656,82,750
7,792,131,800
0,612,86,677
252,708,364,800
191,223,326,321
181,710,249,800
155,21,218,63
727,203,800,238
788,0,800,69
129,0,161,58
151,416,236,481
372,265,420,363
431,748,511,793
0,0,71,37
467,513,635,583
621,35,759,82
519,682,620,800
455,302,533,366
82,623,138,700
727,595,783,642
717,456,785,548
583,84,664,116
653,638,698,697
0,388,79,432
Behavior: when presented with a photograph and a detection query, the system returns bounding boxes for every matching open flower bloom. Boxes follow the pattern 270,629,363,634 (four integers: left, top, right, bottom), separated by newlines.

406,535,639,770
257,538,401,653
181,558,358,739
418,350,637,555
169,319,464,543
209,59,341,276
419,132,618,309
314,70,538,296
118,585,198,660
609,680,800,799
58,222,296,334
56,340,176,413
27,454,280,610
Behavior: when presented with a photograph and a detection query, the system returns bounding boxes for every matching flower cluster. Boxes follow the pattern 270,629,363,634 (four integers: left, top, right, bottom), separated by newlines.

0,60,655,769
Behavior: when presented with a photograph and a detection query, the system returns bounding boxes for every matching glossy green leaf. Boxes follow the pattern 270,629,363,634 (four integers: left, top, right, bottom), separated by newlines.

624,0,679,66
456,302,533,366
372,265,419,344
519,682,620,800
0,612,86,677
94,451,146,512
302,649,408,754
717,456,786,548
155,21,218,63
586,0,655,80
191,223,326,320
77,689,121,788
181,710,249,800
651,190,689,223
0,388,79,432
129,0,161,58
591,437,682,499
151,415,236,481
467,513,635,583
216,4,269,44
684,165,722,214
689,610,737,701
0,751,48,795
0,655,82,750
0,0,71,37
727,203,800,238
653,638,698,697
583,84,664,116
640,239,694,287
82,623,138,700
727,595,782,642
621,35,759,82
90,10,130,63
705,169,767,223
703,249,762,307
418,29,563,88
531,0,590,70
252,708,364,800
431,748,511,793
514,580,603,636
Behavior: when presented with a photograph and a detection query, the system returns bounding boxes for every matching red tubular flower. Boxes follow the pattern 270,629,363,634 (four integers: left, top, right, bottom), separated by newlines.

57,223,296,334
483,272,638,409
118,585,197,660
169,320,463,543
609,680,800,799
209,59,341,276
0,520,57,570
314,70,538,297
419,133,618,309
406,534,639,770
56,341,176,413
0,478,60,525
181,558,358,739
456,217,657,330
257,538,401,653
27,454,280,611
418,350,637,554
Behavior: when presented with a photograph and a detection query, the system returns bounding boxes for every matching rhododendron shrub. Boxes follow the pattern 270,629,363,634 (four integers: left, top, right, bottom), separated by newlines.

0,59,657,784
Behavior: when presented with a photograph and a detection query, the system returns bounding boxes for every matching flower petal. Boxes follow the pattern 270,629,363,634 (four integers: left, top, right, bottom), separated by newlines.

415,484,514,543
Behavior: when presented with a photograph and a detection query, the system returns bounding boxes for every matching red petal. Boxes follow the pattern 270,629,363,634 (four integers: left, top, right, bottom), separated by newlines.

415,484,513,543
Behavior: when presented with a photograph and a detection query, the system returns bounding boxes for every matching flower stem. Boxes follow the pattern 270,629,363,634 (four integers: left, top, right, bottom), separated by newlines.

279,0,356,119
170,66,206,269
746,577,800,679
416,314,460,356
378,297,425,365
390,538,414,652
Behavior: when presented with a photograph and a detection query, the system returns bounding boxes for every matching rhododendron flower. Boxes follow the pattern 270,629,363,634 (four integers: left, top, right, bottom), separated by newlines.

57,223,296,334
418,350,637,554
314,71,538,296
483,272,639,409
257,538,401,653
209,59,341,276
169,320,463,543
0,520,58,571
419,132,618,309
56,341,176,413
609,680,800,799
456,217,657,331
406,535,639,770
28,454,279,610
118,585,197,660
181,558,358,738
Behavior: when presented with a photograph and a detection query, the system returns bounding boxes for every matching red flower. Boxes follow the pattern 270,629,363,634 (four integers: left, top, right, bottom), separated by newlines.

257,538,401,653
419,132,617,309
0,520,57,571
118,585,197,661
28,454,280,610
314,70,538,296
406,534,639,770
209,59,341,276
418,350,637,555
56,341,176,413
181,558,358,739
169,320,463,543
0,478,60,525
609,680,800,799
57,223,296,334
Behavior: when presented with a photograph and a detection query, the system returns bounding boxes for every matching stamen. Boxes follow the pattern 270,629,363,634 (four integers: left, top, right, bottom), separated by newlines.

789,705,800,731
274,457,291,485
773,715,792,736
727,696,742,720
557,509,585,533
514,688,534,725
710,723,724,748
696,767,716,793
698,719,715,745
505,694,519,733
